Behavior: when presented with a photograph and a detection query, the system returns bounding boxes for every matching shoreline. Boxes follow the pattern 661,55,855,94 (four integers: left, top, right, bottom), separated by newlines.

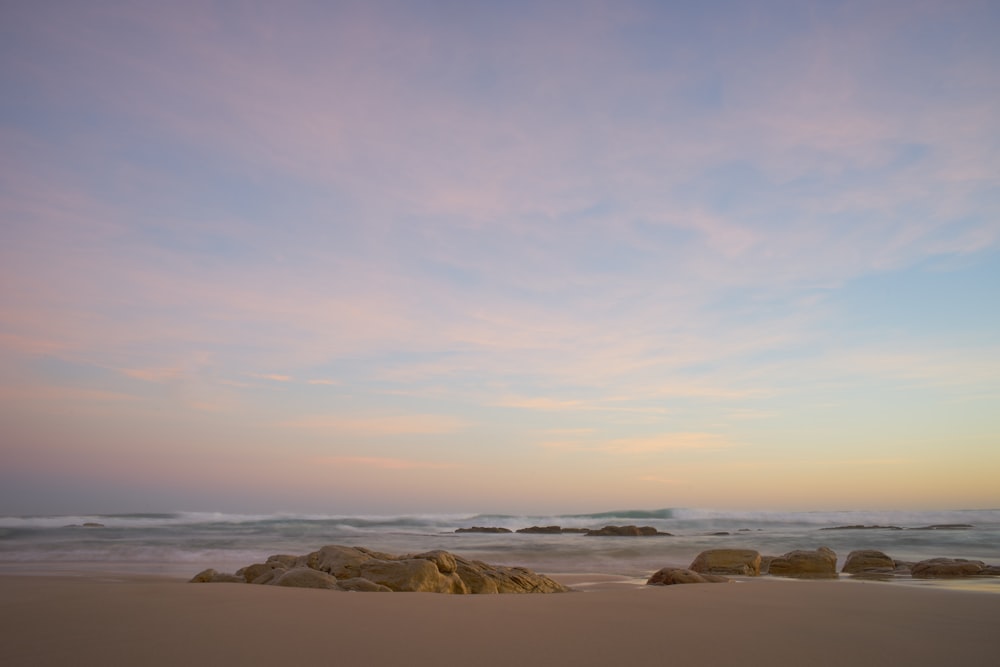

2,573,999,666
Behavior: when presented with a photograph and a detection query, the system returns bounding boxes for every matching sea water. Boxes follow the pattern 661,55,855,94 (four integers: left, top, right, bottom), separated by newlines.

1,508,998,587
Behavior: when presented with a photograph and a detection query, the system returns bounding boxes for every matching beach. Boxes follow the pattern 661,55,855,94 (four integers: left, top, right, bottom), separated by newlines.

2,573,999,666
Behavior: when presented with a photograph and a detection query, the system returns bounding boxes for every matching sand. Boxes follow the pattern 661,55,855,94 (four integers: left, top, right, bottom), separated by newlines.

2,574,998,666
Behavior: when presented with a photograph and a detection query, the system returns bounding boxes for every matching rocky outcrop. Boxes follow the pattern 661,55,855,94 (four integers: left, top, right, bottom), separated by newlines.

842,549,896,574
584,525,671,536
689,549,761,576
455,526,512,533
515,526,564,534
191,545,570,594
911,558,987,578
647,568,730,585
768,547,838,579
820,525,903,531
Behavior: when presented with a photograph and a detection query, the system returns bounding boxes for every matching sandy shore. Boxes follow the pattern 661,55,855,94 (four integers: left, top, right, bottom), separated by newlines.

2,574,998,666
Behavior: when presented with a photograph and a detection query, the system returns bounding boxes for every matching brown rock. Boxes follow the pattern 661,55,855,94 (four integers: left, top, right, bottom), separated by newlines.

191,544,570,594
306,545,372,579
189,568,218,583
689,549,762,576
911,558,985,578
359,558,468,593
768,547,838,579
273,567,340,589
842,550,896,574
647,568,730,585
189,568,244,583
409,549,458,574
336,577,393,592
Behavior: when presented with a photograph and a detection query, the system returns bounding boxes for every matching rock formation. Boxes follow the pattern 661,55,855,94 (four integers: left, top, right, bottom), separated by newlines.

767,547,838,579
454,527,512,533
689,549,762,576
515,526,563,534
584,525,671,536
191,545,570,594
647,567,730,585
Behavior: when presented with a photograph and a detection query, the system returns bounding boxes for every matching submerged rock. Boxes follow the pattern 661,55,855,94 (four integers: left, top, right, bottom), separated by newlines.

454,526,512,533
515,526,564,534
690,549,762,576
584,525,670,536
647,568,730,585
911,558,986,578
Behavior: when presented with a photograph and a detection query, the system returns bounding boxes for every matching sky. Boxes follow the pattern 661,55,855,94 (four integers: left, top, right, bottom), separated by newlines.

1,0,998,516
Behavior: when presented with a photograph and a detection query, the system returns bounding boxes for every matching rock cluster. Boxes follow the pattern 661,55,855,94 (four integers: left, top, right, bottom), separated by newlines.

454,526,512,534
191,545,570,594
584,525,671,536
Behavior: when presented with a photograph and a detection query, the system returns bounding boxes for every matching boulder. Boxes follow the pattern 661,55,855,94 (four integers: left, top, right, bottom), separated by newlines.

842,550,896,574
359,558,468,593
409,550,458,574
237,562,283,583
190,568,219,583
911,558,985,578
647,568,730,585
482,565,569,594
189,568,244,583
337,577,393,592
689,549,762,576
306,545,372,579
273,567,340,589
768,547,838,579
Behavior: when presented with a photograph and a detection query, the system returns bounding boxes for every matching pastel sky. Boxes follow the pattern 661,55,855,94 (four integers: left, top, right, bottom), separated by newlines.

2,1,998,515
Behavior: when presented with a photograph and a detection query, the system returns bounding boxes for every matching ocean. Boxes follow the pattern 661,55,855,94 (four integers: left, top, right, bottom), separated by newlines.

2,508,998,588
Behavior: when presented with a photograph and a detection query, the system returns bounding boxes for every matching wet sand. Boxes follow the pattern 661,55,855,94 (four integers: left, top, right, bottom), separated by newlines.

2,574,998,666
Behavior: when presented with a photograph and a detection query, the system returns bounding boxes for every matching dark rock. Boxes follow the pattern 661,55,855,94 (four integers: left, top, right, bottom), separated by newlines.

647,567,730,585
820,525,903,531
911,524,974,530
516,526,564,534
455,526,512,533
912,558,985,578
584,525,670,537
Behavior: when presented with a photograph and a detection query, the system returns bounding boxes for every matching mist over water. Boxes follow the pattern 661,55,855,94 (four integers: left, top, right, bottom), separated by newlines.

2,508,998,581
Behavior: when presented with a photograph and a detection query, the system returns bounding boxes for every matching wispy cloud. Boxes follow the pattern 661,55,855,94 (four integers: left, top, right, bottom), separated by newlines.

246,373,293,382
541,432,736,455
279,415,466,437
317,456,463,471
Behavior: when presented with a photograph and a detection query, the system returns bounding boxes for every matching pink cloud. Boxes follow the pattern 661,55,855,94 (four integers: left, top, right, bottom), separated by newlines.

278,414,465,437
316,456,463,471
